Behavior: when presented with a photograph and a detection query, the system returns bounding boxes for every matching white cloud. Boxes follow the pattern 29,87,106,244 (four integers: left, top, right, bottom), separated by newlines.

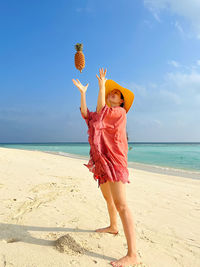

127,67,200,141
148,82,157,88
144,0,200,39
123,82,147,97
147,6,161,22
197,60,200,66
165,70,200,93
143,19,153,28
174,21,185,37
159,89,181,105
153,119,162,126
127,66,200,114
168,60,181,68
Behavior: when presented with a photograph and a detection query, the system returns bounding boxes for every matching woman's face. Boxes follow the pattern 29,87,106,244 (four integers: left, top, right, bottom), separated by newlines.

106,89,124,107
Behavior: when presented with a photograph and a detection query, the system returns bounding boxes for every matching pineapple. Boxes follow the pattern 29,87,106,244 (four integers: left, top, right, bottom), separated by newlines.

74,43,85,73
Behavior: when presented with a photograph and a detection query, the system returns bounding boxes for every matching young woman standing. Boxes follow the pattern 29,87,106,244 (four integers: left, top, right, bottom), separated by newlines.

72,68,145,267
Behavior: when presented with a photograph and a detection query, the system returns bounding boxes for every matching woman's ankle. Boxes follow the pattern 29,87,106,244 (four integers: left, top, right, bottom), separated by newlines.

109,224,118,230
126,251,137,258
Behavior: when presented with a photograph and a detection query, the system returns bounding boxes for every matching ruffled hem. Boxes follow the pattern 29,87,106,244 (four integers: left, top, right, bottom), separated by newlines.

83,156,130,188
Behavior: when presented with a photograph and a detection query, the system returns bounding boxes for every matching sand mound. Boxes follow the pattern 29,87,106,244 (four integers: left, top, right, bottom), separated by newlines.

54,234,86,255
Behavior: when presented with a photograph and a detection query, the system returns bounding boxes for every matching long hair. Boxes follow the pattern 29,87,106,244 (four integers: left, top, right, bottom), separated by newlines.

120,92,129,142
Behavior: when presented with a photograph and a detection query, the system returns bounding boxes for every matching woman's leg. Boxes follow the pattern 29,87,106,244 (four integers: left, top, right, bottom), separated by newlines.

95,181,118,234
108,181,140,267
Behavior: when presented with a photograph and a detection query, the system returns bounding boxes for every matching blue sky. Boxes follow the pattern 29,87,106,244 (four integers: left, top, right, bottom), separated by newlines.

0,0,200,142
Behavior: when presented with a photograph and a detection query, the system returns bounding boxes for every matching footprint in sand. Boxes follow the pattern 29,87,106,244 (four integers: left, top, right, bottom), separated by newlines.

0,255,6,267
10,191,59,223
8,182,70,222
47,233,58,240
0,253,14,266
68,217,79,223
29,182,58,193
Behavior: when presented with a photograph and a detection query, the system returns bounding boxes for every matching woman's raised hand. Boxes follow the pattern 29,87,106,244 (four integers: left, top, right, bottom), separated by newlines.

96,68,107,88
72,79,89,94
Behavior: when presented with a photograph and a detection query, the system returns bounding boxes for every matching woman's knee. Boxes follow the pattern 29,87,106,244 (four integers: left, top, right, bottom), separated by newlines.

114,200,128,213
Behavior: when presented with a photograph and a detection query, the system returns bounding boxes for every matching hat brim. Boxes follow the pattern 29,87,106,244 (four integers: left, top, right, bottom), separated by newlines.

105,79,134,113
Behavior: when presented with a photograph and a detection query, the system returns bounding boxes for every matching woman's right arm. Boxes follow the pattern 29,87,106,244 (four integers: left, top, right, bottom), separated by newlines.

80,92,87,118
96,68,107,113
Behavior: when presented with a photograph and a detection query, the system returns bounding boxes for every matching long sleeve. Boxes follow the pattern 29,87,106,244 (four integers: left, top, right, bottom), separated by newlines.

79,104,107,127
79,107,92,127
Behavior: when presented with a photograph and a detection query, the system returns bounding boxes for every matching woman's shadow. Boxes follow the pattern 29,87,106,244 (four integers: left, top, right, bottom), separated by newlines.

0,222,116,261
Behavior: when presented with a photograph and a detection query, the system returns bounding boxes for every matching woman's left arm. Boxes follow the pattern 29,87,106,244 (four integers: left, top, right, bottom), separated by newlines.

96,68,107,113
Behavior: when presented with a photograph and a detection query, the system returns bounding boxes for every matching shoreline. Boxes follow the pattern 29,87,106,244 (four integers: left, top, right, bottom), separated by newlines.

1,146,199,180
43,151,200,180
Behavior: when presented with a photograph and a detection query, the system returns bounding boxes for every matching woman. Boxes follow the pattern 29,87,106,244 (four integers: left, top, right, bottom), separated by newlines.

72,68,145,267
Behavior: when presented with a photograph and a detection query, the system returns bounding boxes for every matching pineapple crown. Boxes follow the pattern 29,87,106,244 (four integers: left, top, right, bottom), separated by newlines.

75,43,83,51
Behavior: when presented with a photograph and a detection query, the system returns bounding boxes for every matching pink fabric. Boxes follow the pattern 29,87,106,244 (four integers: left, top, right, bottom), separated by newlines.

80,104,130,188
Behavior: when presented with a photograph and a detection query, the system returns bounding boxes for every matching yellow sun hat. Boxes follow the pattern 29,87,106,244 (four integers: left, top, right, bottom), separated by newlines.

105,79,134,113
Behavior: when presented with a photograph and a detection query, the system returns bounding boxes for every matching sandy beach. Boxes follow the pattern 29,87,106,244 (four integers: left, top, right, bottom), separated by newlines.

0,147,199,267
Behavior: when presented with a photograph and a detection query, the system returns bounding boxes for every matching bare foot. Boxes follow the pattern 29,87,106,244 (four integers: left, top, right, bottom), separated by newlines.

110,254,142,267
95,226,118,235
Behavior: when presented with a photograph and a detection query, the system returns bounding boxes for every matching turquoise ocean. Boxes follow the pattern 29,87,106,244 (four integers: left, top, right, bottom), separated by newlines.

0,142,200,180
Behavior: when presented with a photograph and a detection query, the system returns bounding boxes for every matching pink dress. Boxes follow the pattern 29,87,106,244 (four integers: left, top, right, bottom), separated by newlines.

80,104,130,188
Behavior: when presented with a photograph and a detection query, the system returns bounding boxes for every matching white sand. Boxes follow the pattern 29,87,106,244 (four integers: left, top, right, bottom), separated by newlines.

0,147,199,267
